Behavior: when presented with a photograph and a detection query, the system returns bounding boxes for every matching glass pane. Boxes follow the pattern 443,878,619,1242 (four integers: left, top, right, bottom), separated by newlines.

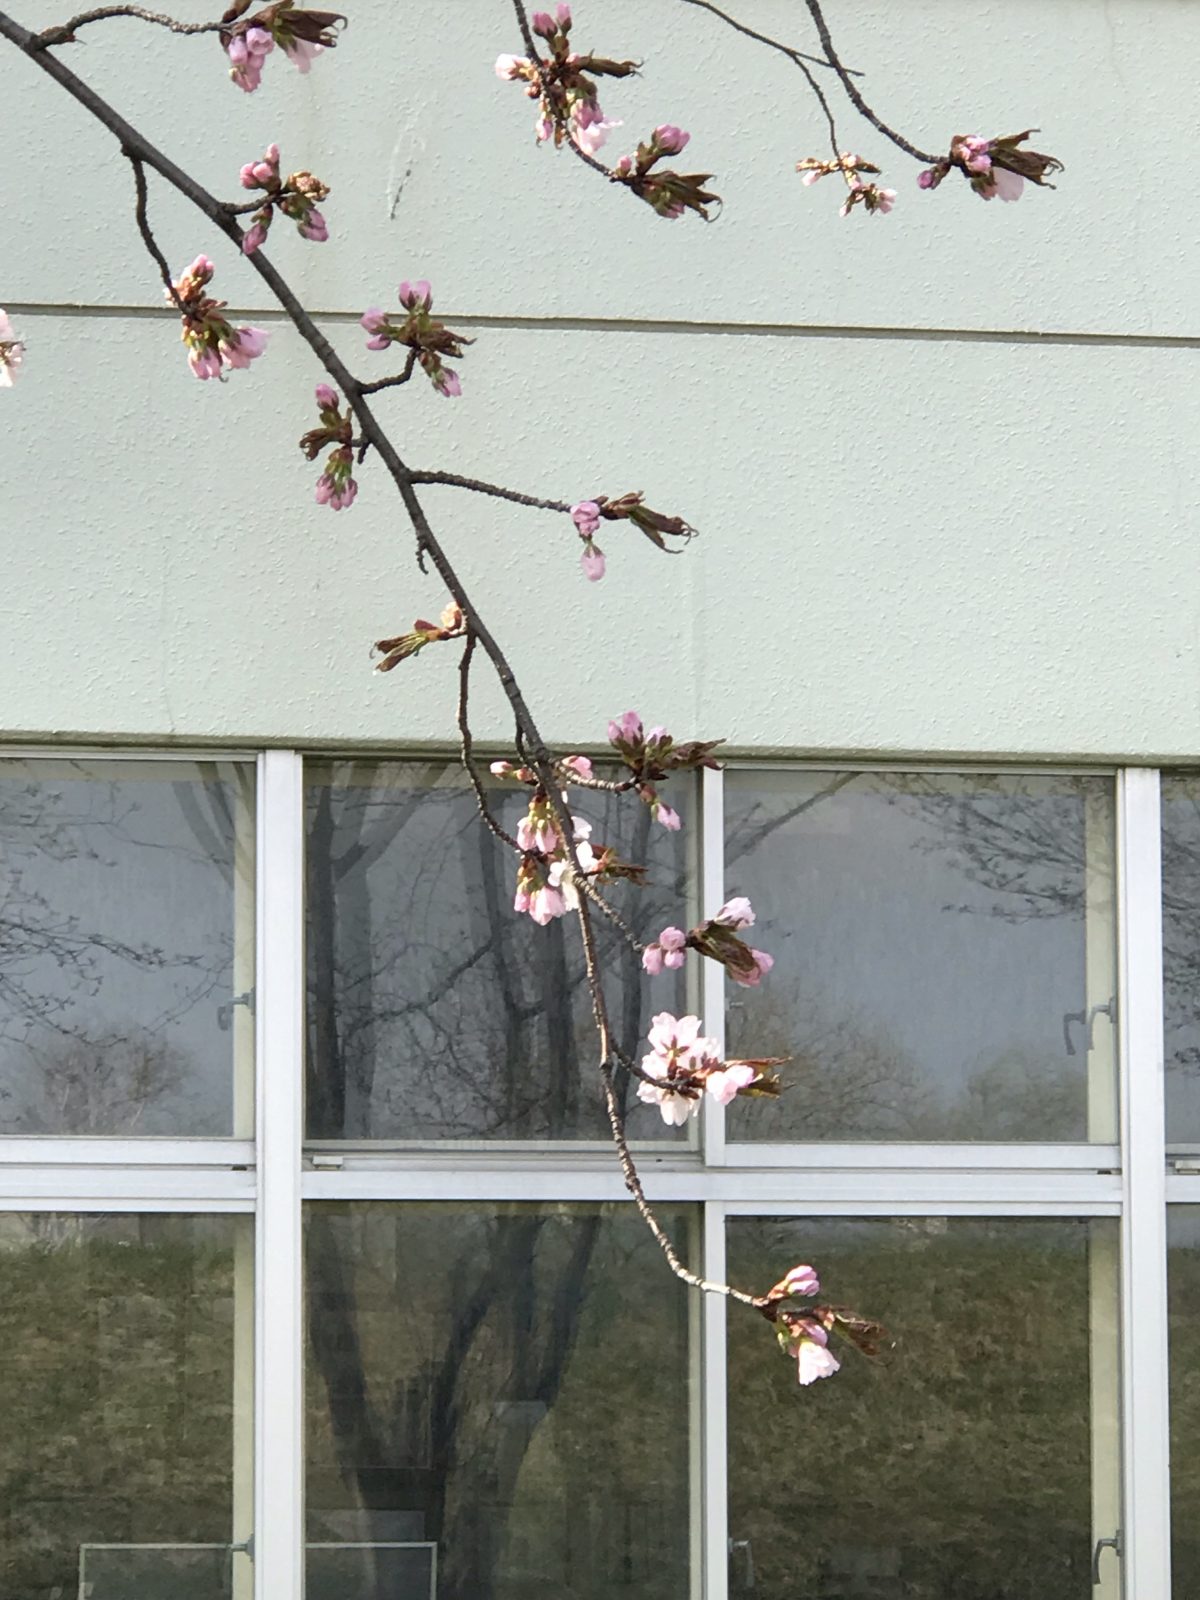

1169,1208,1200,1592
0,758,255,1136
306,1202,695,1599
724,771,1117,1141
727,1216,1121,1599
1162,776,1200,1143
0,1213,252,1599
305,760,692,1140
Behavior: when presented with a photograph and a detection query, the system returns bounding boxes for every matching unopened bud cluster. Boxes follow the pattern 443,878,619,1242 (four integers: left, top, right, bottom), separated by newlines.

612,124,719,221
607,709,720,829
918,130,1061,202
298,383,357,509
373,602,466,670
220,0,345,93
797,153,894,217
495,4,635,158
239,144,330,254
360,280,470,399
170,255,267,380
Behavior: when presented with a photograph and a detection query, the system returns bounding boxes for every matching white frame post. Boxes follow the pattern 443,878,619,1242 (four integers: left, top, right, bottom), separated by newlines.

255,751,306,1600
1118,767,1171,1596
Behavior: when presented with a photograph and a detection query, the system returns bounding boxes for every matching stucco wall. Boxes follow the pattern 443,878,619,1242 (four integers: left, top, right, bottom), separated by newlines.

3,0,1197,756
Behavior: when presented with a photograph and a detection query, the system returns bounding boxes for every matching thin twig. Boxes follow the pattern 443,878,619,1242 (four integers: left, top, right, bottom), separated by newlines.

572,870,643,954
124,151,182,309
457,632,523,852
358,347,418,396
408,470,570,514
803,0,940,165
678,0,855,75
35,3,221,47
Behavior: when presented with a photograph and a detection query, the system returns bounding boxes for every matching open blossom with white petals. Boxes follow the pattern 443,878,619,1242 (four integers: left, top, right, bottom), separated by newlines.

715,897,754,930
0,309,24,388
795,1324,841,1385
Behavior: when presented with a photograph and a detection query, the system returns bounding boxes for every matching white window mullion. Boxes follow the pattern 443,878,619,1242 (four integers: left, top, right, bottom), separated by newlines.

255,750,305,1600
1118,766,1171,1596
702,1201,729,1600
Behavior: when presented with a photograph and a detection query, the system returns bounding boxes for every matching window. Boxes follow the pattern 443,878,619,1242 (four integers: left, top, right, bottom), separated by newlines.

0,754,1185,1597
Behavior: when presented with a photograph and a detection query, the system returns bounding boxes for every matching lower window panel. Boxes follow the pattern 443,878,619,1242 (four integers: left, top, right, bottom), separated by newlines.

305,1201,696,1600
0,1211,252,1599
726,1215,1121,1599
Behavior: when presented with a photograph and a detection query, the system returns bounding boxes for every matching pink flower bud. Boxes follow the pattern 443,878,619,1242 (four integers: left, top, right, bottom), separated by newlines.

580,542,606,582
239,162,259,188
366,334,390,351
315,476,332,504
252,160,275,183
435,367,462,398
656,804,682,831
245,26,273,54
227,34,248,65
659,927,687,953
315,383,338,410
556,3,571,24
399,279,432,309
654,124,690,155
241,221,268,255
531,10,555,36
360,308,388,333
782,1264,820,1297
917,169,935,189
642,945,665,975
561,755,593,780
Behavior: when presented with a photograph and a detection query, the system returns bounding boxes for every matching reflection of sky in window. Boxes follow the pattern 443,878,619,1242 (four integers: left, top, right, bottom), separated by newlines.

724,772,1115,1141
305,762,694,1142
0,762,250,1136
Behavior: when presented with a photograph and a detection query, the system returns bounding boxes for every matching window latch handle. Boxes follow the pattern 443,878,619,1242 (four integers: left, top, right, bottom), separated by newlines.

1091,1531,1121,1585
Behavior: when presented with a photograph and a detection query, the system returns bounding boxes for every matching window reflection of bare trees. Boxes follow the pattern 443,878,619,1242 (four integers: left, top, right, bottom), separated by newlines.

725,771,1110,1141
0,761,250,1135
305,761,693,1142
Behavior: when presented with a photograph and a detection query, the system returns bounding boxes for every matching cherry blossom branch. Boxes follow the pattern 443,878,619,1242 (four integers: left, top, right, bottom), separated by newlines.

125,151,183,310
408,471,570,515
358,348,417,396
33,4,221,48
803,0,940,165
456,632,522,852
677,0,852,75
597,1056,761,1306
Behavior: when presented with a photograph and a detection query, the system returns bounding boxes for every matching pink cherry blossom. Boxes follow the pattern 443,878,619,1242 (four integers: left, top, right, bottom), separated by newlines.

242,221,268,255
494,53,529,79
0,308,25,388
641,925,688,975
796,1325,841,1385
636,1074,700,1126
561,755,593,780
705,1062,757,1106
315,383,339,411
529,884,567,924
281,36,322,72
715,897,755,930
987,165,1024,202
433,367,462,398
360,308,388,333
571,500,602,537
398,279,432,309
655,803,681,831
572,116,621,157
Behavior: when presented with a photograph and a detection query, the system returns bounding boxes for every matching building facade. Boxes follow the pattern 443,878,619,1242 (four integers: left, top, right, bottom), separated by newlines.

2,0,1199,1595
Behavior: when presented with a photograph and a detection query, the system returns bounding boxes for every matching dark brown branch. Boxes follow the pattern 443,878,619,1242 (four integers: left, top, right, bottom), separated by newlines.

35,4,221,47
408,471,570,515
124,151,182,309
509,0,538,61
359,347,417,396
803,0,940,165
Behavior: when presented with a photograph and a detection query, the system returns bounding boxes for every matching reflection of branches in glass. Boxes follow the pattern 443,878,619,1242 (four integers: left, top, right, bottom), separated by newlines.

305,762,691,1140
1162,779,1200,1091
0,760,247,1134
725,771,1104,1141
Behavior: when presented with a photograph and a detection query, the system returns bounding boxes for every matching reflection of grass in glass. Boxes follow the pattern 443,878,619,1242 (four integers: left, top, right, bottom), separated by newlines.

305,1203,693,1600
728,1218,1107,1600
0,1218,239,1599
1169,1222,1200,1591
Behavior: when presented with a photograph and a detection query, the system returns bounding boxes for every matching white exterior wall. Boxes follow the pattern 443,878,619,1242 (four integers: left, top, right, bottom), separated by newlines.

2,0,1196,757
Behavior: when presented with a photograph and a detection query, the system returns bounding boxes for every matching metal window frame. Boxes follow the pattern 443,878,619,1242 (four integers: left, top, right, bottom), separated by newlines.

0,749,1182,1600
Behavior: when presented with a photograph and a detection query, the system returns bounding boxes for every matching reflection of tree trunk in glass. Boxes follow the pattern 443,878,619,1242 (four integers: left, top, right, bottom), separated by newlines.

308,1212,600,1600
307,784,346,1136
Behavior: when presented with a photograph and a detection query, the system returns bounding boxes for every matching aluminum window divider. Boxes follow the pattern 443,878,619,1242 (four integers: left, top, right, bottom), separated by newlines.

0,1168,255,1206
1117,767,1172,1597
0,1137,257,1167
254,750,305,1600
701,765,727,1167
702,1202,729,1600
